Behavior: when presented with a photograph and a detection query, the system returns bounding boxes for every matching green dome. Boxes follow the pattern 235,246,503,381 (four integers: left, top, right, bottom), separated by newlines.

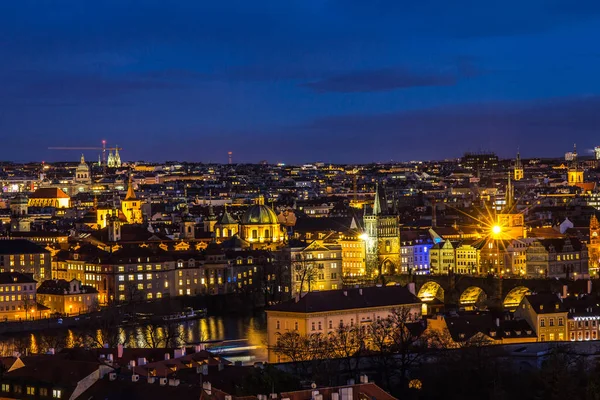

241,204,278,225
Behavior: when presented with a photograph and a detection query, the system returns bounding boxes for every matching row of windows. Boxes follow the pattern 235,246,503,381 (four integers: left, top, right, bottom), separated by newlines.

540,317,564,327
1,384,61,398
0,285,34,293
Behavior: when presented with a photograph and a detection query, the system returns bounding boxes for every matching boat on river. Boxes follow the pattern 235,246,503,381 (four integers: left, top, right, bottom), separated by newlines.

161,307,207,323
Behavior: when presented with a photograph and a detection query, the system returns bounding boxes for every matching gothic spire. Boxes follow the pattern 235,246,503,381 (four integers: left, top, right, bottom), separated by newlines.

372,183,388,216
125,173,136,200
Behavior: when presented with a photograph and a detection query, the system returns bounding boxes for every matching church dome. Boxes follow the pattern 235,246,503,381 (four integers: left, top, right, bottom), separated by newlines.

241,204,278,225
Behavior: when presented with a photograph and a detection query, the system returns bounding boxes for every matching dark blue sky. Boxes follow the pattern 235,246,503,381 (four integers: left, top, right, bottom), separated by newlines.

2,0,600,164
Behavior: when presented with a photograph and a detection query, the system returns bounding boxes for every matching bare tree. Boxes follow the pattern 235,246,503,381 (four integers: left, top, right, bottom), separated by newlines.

292,253,317,296
329,324,366,376
141,321,183,348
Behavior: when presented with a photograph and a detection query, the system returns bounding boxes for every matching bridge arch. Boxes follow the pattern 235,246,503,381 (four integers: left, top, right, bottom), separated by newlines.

503,286,531,310
459,286,487,310
417,281,445,302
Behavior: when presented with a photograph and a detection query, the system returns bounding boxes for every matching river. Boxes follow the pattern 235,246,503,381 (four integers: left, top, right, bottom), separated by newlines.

0,314,268,364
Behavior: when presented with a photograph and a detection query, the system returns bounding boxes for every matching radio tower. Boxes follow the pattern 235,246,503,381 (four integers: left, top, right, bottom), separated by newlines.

228,151,233,165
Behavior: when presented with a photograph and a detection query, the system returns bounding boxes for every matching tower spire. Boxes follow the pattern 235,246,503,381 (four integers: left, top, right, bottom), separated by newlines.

373,183,381,216
125,172,136,200
80,154,85,164
505,171,513,211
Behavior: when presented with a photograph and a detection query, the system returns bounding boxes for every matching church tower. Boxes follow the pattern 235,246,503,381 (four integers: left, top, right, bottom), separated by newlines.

121,174,143,224
10,195,30,233
590,214,600,276
514,150,524,181
568,144,584,185
107,212,121,242
180,206,196,239
74,154,91,184
363,184,400,277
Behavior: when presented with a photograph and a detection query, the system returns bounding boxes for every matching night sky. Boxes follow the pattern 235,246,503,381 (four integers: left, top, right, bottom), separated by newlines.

2,1,600,164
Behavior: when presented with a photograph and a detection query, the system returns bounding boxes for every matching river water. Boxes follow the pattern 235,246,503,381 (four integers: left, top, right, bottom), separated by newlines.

0,314,268,363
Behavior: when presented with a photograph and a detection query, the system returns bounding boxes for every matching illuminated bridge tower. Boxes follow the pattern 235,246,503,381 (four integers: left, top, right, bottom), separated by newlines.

364,184,401,278
514,150,524,181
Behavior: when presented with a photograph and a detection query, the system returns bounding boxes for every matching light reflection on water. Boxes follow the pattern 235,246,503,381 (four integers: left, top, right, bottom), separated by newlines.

0,315,267,363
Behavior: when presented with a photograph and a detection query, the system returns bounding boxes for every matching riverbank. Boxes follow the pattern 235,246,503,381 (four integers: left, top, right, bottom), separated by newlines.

0,291,267,335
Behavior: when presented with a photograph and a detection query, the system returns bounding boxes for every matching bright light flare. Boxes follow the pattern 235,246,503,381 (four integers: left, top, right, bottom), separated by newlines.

359,233,369,241
492,225,502,235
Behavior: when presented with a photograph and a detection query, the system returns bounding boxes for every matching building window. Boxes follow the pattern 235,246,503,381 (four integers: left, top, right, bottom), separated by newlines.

540,334,545,341
549,333,554,341
558,318,564,326
570,332,575,341
1,384,9,392
311,322,315,331
294,322,298,330
540,318,545,327
276,320,280,330
549,318,554,327
328,320,332,329
53,389,62,398
26,387,35,395
318,322,322,330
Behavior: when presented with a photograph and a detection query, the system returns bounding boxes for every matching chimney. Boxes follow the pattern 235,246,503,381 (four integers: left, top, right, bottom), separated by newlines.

107,354,114,362
174,348,186,358
562,285,568,299
164,353,170,360
129,360,136,369
343,290,348,297
203,382,212,395
359,375,368,384
495,318,500,327
407,282,416,296
137,357,147,366
588,279,593,294
359,288,363,295
117,344,124,358
194,344,206,352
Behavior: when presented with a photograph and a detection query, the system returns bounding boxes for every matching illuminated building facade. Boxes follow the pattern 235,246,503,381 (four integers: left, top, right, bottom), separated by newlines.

525,238,589,279
121,176,143,224
0,240,51,284
514,150,524,181
363,185,400,276
36,279,99,315
288,240,342,296
340,230,366,280
213,207,238,240
515,294,567,342
0,272,38,321
567,144,584,186
27,188,70,208
74,154,91,185
589,214,600,277
266,285,421,363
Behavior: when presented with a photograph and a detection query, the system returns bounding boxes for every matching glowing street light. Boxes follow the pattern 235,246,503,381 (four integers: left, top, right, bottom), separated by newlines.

359,233,369,241
492,225,502,236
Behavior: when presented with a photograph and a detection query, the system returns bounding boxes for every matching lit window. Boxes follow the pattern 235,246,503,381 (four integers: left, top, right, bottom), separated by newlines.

53,389,62,398
26,387,35,395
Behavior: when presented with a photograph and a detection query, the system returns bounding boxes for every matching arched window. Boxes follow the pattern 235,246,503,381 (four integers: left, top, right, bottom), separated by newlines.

187,226,192,233
264,229,270,239
252,230,258,239
223,228,229,237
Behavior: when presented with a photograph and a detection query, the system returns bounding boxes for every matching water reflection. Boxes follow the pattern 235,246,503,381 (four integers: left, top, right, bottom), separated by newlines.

0,314,267,362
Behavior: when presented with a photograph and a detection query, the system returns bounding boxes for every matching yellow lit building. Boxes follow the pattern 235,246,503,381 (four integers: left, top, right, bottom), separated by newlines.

0,272,39,321
36,279,99,315
27,188,70,208
239,196,285,249
121,176,143,224
288,240,342,296
340,230,366,279
515,293,567,342
266,285,422,363
568,144,584,186
514,150,524,181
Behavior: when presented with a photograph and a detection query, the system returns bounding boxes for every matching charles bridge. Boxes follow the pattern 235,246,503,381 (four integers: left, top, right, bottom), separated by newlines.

388,274,595,310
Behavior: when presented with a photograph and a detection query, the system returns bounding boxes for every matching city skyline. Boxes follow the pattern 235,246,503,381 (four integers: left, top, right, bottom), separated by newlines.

2,1,600,163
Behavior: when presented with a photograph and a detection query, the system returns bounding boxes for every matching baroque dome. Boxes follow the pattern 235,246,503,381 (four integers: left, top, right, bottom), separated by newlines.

241,204,278,225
